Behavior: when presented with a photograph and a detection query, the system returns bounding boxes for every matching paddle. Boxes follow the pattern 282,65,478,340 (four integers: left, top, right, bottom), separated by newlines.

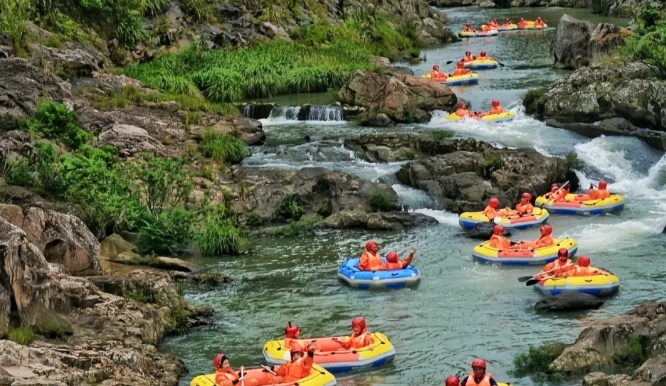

240,367,245,386
259,364,277,375
518,263,573,283
538,181,569,207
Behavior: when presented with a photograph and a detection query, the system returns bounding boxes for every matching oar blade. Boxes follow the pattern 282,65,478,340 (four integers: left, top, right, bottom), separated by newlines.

517,275,534,282
525,278,540,286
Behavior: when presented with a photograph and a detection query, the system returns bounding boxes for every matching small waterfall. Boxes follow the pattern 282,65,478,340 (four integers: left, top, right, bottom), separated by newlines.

243,104,251,117
239,103,275,119
267,106,301,121
304,105,344,121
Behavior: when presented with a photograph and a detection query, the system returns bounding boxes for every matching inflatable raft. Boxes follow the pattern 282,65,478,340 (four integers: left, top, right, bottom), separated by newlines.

519,23,547,29
463,59,498,70
473,237,578,265
337,257,420,290
533,266,620,297
457,30,498,37
535,193,625,215
423,73,479,86
263,332,396,373
189,364,336,386
481,23,518,31
459,207,549,230
446,111,515,123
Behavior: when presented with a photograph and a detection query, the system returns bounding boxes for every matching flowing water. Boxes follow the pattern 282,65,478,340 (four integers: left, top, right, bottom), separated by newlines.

162,7,666,386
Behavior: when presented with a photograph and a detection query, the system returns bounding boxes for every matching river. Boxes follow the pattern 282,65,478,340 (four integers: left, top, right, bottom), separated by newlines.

162,7,666,386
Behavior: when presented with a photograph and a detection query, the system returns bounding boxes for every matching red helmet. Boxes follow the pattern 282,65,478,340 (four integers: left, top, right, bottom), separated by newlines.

521,192,532,201
491,100,499,107
578,256,591,267
213,354,227,369
445,376,461,386
466,23,471,27
366,241,377,251
457,61,464,68
465,50,471,56
471,358,487,369
551,183,559,191
557,248,568,258
492,225,504,235
480,51,486,56
351,317,366,330
433,65,440,71
599,180,607,189
386,251,399,263
520,17,525,21
290,343,303,358
285,323,299,338
458,101,466,109
537,16,542,20
540,224,552,236
489,197,500,208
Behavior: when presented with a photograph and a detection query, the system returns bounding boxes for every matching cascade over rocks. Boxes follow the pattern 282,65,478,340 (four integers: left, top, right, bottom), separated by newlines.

345,133,574,213
551,14,627,70
337,71,457,125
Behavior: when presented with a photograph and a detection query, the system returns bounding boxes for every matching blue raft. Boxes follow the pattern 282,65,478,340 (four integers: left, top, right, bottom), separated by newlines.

337,258,420,290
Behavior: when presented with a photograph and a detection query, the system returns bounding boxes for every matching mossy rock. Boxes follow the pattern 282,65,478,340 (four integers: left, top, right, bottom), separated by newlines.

523,88,547,118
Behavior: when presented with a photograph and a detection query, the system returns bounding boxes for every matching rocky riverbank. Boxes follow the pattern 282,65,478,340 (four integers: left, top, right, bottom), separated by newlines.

428,0,657,17
344,133,578,212
515,301,666,385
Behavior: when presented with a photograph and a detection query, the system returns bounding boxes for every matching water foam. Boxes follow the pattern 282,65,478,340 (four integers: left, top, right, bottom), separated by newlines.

410,208,460,227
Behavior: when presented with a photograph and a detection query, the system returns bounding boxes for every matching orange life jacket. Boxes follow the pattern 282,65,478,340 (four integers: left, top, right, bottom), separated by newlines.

588,188,610,200
489,106,503,115
535,235,554,248
358,251,383,271
515,202,533,214
215,369,239,386
541,258,571,275
453,68,470,76
380,253,414,270
466,372,493,386
276,355,314,383
560,266,598,278
431,70,447,80
456,109,470,117
489,235,510,249
342,331,373,349
482,205,496,220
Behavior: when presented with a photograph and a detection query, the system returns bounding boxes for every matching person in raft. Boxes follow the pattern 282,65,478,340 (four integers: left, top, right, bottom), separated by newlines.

588,180,610,200
517,17,527,28
516,224,554,250
556,256,605,278
332,317,375,350
478,100,504,117
504,18,512,26
213,354,247,386
452,61,472,76
455,101,482,118
284,322,319,352
460,359,499,386
482,197,500,220
431,65,447,80
463,51,477,62
463,23,475,32
548,183,569,202
497,192,533,217
380,249,416,270
269,343,316,384
544,183,559,198
478,51,492,60
358,240,383,271
445,376,462,386
534,248,572,279
488,225,511,249
535,16,545,26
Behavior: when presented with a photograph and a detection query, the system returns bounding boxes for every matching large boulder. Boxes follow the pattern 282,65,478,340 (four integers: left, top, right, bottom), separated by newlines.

535,292,604,311
464,222,512,239
346,133,574,212
317,210,439,230
524,62,666,132
337,71,457,124
546,118,666,151
591,0,661,17
551,15,627,70
0,204,102,276
98,123,165,157
29,43,105,77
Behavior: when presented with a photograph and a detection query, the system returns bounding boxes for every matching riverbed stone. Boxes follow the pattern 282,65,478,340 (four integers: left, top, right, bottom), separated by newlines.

317,210,439,230
535,293,604,312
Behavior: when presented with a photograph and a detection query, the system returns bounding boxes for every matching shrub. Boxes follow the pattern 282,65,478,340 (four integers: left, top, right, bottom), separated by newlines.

430,130,454,140
28,101,92,150
369,190,394,212
3,157,37,187
613,335,648,373
280,196,304,220
620,15,666,79
194,205,246,255
263,214,323,237
511,343,567,381
0,0,33,43
7,325,34,346
137,206,195,256
566,152,584,171
130,154,193,215
200,130,250,164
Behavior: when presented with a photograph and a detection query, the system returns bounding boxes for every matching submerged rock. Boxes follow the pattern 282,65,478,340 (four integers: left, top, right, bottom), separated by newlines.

317,210,439,230
337,71,457,124
464,222,512,239
551,14,627,70
535,292,604,312
546,118,666,151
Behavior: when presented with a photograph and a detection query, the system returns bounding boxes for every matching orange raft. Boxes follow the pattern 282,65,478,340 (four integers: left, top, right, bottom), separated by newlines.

263,333,396,373
189,365,336,386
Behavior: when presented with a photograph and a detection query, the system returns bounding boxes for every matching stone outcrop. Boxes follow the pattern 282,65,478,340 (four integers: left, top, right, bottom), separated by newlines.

337,71,457,124
317,210,439,230
546,118,666,151
535,292,604,312
591,0,662,17
345,133,574,213
551,15,627,70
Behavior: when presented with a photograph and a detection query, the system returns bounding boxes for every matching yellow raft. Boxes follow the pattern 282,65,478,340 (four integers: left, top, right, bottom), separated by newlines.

473,237,578,265
481,23,518,31
519,23,548,29
422,72,479,86
534,266,620,297
446,111,515,123
459,207,549,230
189,364,336,386
462,59,498,70
535,193,625,215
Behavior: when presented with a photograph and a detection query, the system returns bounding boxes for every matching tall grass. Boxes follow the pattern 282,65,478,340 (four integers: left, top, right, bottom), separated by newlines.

126,39,374,102
200,130,250,164
195,210,247,255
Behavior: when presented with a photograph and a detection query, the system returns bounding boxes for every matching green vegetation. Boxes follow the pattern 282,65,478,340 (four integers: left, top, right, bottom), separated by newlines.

194,205,247,255
620,8,666,78
613,335,648,373
199,130,250,165
261,214,323,237
566,152,584,171
7,325,35,346
280,196,304,220
522,88,546,117
484,155,502,175
28,101,93,150
369,190,394,212
33,311,73,340
511,342,567,381
430,130,454,140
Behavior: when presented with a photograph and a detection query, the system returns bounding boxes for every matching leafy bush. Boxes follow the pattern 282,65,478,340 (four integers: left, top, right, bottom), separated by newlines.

200,130,250,164
263,214,323,237
280,196,304,220
7,325,34,345
3,157,37,187
137,206,195,256
28,101,92,150
620,13,666,79
194,205,246,255
369,190,394,212
613,335,648,373
511,343,567,381
0,0,33,42
129,154,192,215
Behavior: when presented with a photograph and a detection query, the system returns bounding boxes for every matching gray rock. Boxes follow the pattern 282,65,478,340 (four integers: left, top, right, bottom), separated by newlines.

218,1,242,19
317,210,439,230
535,292,604,311
465,222,512,239
546,118,666,151
98,124,165,158
364,113,394,127
479,1,496,7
